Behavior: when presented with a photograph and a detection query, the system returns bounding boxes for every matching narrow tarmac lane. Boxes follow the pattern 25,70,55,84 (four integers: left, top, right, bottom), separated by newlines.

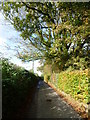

22,81,83,119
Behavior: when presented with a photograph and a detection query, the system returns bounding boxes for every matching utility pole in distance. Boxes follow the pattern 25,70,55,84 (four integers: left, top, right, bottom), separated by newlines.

32,60,34,73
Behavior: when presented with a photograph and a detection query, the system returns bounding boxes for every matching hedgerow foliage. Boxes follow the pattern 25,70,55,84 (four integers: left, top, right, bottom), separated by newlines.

47,69,89,104
2,58,39,118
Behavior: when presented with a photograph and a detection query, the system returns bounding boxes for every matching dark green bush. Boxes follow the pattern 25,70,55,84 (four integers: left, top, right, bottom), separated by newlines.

2,58,39,118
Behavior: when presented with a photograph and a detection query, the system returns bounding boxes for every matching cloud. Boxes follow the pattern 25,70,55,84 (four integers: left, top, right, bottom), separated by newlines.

0,37,7,46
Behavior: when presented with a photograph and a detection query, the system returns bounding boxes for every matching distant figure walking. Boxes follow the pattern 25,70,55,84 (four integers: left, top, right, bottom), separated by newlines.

37,80,43,89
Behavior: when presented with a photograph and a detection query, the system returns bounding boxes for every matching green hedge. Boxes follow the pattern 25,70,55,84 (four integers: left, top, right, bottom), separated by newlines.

49,69,89,104
2,58,39,118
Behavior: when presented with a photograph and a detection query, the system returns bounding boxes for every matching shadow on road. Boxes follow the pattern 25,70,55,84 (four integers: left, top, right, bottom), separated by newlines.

20,81,82,119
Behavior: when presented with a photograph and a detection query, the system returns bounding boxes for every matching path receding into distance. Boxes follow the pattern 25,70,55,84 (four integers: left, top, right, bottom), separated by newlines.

20,81,83,119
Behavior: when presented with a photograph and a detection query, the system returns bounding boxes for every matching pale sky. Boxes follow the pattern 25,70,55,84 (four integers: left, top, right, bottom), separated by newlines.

0,12,42,76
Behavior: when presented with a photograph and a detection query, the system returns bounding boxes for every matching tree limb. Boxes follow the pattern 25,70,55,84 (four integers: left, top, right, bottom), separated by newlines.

22,2,55,24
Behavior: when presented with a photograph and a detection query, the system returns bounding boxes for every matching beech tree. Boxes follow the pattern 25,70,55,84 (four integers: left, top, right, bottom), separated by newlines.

2,2,90,71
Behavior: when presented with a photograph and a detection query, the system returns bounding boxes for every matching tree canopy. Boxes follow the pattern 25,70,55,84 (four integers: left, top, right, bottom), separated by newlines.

2,2,90,71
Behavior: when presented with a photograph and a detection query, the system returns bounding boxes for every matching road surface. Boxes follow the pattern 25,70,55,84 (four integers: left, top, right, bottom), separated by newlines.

21,81,83,119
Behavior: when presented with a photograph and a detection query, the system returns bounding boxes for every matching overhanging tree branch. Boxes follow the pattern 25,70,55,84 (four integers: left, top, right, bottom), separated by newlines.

22,2,55,24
